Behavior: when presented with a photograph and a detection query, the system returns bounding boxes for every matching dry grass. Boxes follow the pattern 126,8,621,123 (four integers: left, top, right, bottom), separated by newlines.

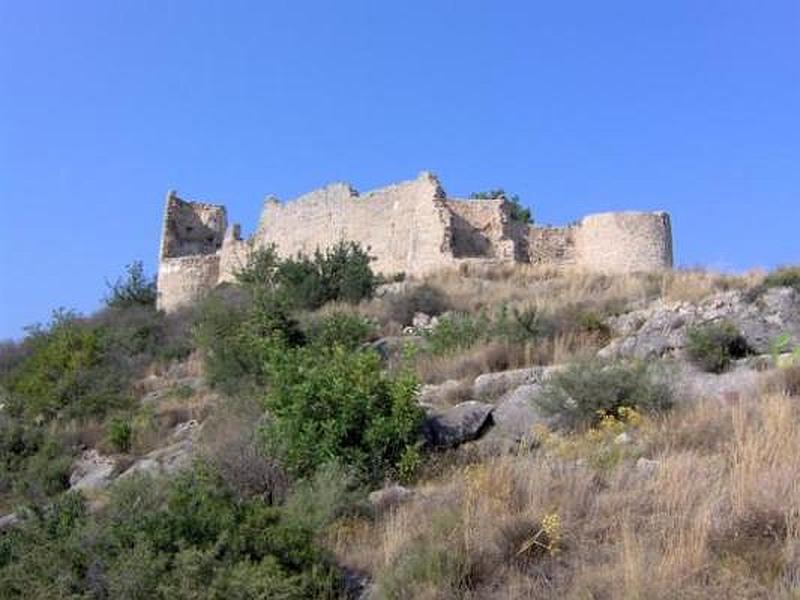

658,268,764,304
371,265,763,325
330,391,800,599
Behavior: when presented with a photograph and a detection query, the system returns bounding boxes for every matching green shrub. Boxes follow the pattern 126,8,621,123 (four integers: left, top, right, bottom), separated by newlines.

745,265,800,301
278,242,377,310
234,245,281,288
203,243,377,392
263,346,424,481
424,312,490,355
685,320,750,373
104,261,157,309
1,310,137,422
0,465,346,599
492,305,553,344
94,303,191,365
236,242,377,311
107,417,133,453
0,419,72,506
763,265,800,292
305,312,374,350
577,310,612,340
536,359,674,431
193,287,304,394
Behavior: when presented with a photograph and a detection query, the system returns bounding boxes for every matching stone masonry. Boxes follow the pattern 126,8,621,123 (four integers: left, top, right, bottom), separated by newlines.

156,172,673,311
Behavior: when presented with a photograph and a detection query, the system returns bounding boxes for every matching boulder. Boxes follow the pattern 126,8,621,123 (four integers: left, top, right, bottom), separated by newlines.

418,379,471,408
478,384,547,452
119,420,201,480
423,401,494,448
119,438,194,479
473,366,553,400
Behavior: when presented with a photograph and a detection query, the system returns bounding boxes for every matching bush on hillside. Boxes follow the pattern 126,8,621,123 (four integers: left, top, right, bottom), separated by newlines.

685,320,750,373
193,286,304,395
1,310,133,421
423,312,491,355
492,305,554,345
104,261,157,309
0,465,349,599
236,242,377,311
263,345,424,481
536,359,674,431
107,417,133,453
744,265,800,302
305,312,375,350
763,265,800,292
0,421,72,503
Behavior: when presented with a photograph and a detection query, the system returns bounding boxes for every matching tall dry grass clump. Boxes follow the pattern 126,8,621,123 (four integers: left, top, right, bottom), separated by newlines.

331,392,800,599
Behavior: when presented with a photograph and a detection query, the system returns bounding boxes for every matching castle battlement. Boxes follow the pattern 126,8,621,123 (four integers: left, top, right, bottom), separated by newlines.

156,172,673,312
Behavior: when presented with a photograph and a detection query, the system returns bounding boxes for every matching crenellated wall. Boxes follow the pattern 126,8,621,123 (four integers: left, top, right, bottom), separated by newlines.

156,174,674,311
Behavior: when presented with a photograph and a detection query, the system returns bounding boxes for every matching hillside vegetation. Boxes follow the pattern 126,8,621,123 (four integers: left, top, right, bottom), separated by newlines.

1,251,799,599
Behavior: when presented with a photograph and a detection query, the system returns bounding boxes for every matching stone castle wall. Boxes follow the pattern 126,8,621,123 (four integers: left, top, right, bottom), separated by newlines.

528,225,577,267
159,191,227,259
446,198,506,258
253,173,454,277
156,173,674,311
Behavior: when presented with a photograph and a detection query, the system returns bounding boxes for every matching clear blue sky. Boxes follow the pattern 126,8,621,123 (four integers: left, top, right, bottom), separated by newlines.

1,1,798,339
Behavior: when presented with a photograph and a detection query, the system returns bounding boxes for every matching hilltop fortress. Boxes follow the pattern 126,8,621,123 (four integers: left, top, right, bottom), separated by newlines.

157,172,673,312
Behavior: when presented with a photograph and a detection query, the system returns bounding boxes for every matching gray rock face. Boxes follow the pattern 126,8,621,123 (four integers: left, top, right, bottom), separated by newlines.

481,384,546,451
69,449,116,493
119,420,201,480
418,379,471,409
423,401,494,448
119,438,194,480
473,366,553,400
601,287,800,360
0,512,20,531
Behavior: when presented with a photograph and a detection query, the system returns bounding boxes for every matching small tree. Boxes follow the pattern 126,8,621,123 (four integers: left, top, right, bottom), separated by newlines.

536,359,673,431
262,345,423,481
234,245,281,289
685,321,750,373
105,261,157,309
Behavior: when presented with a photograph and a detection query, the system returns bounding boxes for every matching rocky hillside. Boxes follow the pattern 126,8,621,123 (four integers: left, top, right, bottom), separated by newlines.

1,256,799,598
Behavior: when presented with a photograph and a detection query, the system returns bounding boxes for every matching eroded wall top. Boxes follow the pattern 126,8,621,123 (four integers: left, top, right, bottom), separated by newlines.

253,172,454,276
160,191,227,259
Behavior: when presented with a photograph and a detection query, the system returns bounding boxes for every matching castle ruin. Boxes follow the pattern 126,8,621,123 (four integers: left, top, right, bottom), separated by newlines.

157,172,673,312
